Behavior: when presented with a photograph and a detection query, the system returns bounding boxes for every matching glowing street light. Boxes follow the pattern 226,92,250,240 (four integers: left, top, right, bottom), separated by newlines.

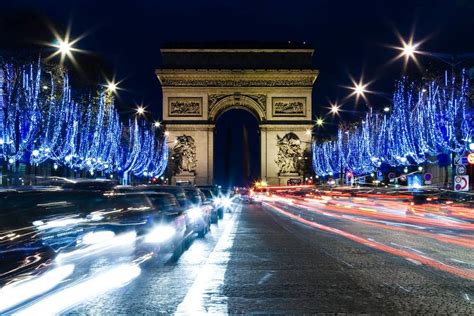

153,121,161,128
390,33,425,69
46,25,86,66
57,39,72,56
329,102,341,116
347,76,371,104
401,41,417,59
353,82,367,97
315,117,324,127
106,81,118,93
305,129,312,136
383,106,390,112
136,106,145,115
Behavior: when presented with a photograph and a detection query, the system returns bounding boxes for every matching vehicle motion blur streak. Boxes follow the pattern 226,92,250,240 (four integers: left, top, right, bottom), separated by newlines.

175,205,241,315
13,263,141,315
263,201,474,281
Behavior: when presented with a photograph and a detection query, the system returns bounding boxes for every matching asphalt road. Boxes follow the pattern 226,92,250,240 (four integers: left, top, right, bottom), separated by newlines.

15,201,474,314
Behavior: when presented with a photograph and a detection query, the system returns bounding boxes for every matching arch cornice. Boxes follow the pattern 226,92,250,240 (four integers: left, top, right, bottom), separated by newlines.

208,94,266,122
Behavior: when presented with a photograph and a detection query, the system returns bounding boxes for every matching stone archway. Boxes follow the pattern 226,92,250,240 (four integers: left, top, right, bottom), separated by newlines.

156,45,318,185
208,94,266,122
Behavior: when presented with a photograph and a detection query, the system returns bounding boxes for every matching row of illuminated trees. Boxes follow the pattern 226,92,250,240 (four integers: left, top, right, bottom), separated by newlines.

0,59,168,182
312,71,473,177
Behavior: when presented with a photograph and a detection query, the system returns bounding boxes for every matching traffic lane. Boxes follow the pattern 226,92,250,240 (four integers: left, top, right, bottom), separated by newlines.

222,203,474,314
267,199,474,278
66,208,240,315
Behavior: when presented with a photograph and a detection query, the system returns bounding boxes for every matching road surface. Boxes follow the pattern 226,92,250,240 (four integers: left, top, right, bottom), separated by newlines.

13,201,474,314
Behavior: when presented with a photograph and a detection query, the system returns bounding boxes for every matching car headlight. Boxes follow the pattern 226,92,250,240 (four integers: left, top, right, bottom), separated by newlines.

82,231,115,245
188,207,202,220
144,226,176,244
221,197,232,208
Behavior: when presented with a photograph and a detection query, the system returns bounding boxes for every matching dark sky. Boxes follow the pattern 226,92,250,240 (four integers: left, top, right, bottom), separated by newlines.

2,0,474,185
2,0,474,125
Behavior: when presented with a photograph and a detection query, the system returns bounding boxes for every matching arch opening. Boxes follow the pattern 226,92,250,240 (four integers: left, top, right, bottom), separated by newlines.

214,108,260,187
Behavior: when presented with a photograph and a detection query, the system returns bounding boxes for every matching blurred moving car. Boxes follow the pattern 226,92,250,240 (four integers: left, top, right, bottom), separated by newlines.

181,186,212,237
198,186,226,223
237,188,253,204
0,186,189,285
127,185,196,243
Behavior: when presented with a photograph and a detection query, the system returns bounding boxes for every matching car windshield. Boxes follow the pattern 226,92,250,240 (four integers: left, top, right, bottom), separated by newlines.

201,189,213,199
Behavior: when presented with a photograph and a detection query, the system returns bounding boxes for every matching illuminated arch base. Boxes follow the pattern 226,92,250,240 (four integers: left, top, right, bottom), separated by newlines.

156,47,318,185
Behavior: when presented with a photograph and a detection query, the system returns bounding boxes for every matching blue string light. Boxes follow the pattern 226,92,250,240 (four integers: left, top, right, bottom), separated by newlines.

0,59,168,179
312,71,472,177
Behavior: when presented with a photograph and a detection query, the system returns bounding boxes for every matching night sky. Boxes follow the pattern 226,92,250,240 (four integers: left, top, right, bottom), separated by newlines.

1,0,474,185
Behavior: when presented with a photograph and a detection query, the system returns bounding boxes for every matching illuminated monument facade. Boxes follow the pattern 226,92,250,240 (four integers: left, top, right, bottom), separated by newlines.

156,43,318,185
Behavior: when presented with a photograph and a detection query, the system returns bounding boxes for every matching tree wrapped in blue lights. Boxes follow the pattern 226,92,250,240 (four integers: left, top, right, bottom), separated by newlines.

312,71,472,177
0,61,42,165
0,58,168,180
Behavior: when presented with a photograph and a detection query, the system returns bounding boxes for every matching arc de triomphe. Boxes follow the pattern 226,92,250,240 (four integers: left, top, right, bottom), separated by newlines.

156,44,318,185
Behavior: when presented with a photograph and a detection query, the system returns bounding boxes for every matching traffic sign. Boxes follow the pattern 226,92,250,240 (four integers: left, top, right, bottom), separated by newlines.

454,155,468,165
456,165,467,175
423,173,432,185
468,153,474,165
454,175,469,192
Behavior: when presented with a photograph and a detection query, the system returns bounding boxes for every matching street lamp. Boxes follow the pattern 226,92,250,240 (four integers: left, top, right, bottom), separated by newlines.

383,106,390,113
391,34,423,69
136,106,145,115
329,102,341,116
347,76,370,103
305,129,312,136
315,117,324,127
154,121,161,128
353,83,366,96
47,26,85,65
106,81,118,93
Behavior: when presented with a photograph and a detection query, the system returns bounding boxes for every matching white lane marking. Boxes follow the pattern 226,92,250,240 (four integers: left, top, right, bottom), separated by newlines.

390,242,425,255
405,258,422,266
450,258,474,267
257,272,273,285
175,206,241,315
395,283,411,293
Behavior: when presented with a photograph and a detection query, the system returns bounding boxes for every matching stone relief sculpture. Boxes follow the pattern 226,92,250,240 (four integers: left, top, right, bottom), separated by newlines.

275,132,303,174
169,97,202,116
172,135,197,173
272,97,306,116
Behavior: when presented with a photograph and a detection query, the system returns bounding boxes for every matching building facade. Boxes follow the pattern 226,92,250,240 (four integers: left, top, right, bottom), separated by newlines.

156,44,318,185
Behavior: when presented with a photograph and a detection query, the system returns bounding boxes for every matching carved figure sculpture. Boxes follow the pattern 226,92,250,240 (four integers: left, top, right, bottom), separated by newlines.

275,132,303,174
172,135,197,173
